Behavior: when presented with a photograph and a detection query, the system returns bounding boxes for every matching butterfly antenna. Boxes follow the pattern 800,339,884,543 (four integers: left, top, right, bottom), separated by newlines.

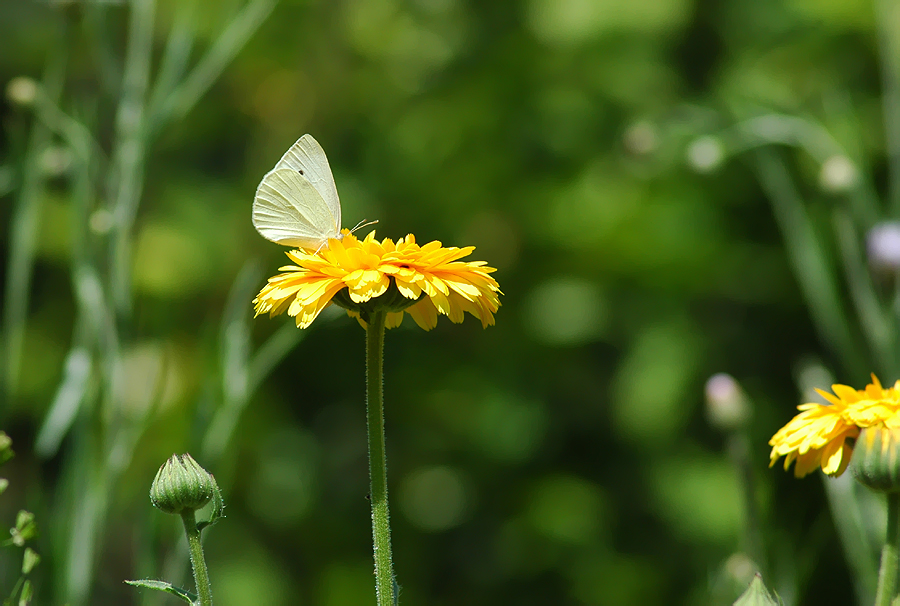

349,218,379,234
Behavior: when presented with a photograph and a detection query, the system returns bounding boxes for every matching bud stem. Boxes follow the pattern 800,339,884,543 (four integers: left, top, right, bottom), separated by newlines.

874,491,900,606
366,310,396,606
181,510,213,606
727,432,766,576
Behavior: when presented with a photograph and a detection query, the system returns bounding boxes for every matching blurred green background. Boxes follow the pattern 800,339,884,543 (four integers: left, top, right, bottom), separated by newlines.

0,0,891,604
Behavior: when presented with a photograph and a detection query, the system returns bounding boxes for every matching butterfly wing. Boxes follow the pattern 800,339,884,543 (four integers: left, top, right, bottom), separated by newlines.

272,134,341,230
253,168,341,249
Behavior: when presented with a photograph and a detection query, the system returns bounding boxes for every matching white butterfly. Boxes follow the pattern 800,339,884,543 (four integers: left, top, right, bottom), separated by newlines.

252,134,344,251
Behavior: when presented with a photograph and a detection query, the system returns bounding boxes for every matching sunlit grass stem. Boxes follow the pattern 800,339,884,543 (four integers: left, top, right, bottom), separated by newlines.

108,0,154,318
754,150,867,378
366,311,396,606
876,0,900,216
1,38,67,412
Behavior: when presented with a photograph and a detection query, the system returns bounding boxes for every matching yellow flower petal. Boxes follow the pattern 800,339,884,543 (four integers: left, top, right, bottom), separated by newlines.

770,375,898,478
253,231,501,330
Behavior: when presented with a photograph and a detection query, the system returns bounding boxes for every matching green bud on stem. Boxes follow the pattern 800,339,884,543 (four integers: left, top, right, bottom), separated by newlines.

850,427,900,493
150,454,215,514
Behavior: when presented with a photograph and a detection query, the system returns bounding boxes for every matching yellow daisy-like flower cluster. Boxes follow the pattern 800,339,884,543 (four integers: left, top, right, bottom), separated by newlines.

253,231,501,330
769,375,900,478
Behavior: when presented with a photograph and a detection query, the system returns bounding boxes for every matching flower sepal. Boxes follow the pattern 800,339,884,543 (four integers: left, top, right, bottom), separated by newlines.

850,427,900,493
331,281,423,323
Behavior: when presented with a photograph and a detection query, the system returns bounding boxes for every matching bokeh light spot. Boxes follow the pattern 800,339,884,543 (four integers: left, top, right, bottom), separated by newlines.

649,454,741,543
525,474,606,544
524,276,608,346
611,319,702,444
246,427,320,527
399,465,470,531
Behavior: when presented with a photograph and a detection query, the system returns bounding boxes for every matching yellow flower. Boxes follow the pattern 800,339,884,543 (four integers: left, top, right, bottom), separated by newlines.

769,374,900,478
253,230,501,330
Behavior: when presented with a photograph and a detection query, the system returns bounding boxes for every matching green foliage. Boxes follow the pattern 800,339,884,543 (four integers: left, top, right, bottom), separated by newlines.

1,436,39,606
0,0,896,604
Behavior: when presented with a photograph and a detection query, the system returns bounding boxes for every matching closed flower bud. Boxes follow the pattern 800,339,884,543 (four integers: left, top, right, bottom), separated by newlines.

150,454,215,514
850,427,900,493
705,373,751,432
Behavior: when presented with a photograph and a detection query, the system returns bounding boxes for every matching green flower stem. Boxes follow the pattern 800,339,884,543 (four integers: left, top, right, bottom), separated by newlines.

875,492,900,606
728,433,766,576
366,310,396,606
180,510,213,606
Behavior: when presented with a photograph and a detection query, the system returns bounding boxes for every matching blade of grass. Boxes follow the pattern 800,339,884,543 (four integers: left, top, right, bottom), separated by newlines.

147,0,198,122
82,4,122,98
247,316,307,396
34,348,92,457
31,88,104,171
108,0,155,319
147,0,277,134
1,25,68,412
821,91,883,229
726,112,879,228
754,150,867,378
201,260,304,462
876,0,900,215
832,209,896,376
62,436,108,606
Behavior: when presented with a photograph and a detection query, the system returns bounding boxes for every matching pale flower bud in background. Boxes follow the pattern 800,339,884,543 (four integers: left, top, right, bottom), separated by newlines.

724,553,758,588
867,221,900,272
0,166,14,198
89,208,115,235
39,146,73,177
705,372,750,431
6,76,37,107
819,154,857,193
687,136,724,174
623,120,658,156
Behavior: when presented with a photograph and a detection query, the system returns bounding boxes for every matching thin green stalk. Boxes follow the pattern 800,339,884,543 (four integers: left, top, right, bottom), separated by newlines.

60,418,109,606
821,474,878,606
727,432,766,576
147,0,276,134
108,0,155,318
876,0,900,216
366,311,396,606
754,150,867,378
2,33,67,410
832,210,896,376
875,492,900,606
180,511,213,606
